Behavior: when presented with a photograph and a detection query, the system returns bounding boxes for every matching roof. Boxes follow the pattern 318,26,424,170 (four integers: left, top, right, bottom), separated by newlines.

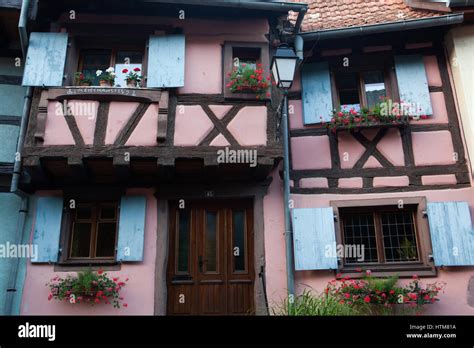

291,0,446,32
0,0,22,9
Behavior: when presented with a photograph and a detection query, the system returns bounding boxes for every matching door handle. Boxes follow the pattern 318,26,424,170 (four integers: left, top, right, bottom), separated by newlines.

198,256,204,272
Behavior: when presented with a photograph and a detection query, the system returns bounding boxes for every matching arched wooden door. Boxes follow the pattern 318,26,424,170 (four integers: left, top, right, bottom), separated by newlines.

167,200,255,315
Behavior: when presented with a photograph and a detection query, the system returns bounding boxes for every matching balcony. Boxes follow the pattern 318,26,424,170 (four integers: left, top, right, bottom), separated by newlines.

21,87,281,189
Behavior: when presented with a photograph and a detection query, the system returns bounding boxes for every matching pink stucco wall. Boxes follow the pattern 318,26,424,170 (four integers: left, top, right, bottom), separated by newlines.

20,189,157,315
176,18,269,95
44,100,160,147
174,105,268,147
263,185,474,314
264,48,474,314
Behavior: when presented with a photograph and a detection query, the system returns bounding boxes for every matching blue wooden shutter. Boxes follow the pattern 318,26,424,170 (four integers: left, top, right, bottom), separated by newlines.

32,197,63,263
117,196,147,262
292,207,338,270
301,61,333,125
22,32,68,87
427,201,474,266
394,55,433,116
147,34,185,88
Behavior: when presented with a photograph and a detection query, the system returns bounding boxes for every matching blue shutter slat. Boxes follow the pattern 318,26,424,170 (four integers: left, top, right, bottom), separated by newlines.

32,197,63,263
117,196,147,262
301,61,333,125
147,34,185,88
427,201,474,266
292,207,337,270
394,55,433,116
22,32,68,87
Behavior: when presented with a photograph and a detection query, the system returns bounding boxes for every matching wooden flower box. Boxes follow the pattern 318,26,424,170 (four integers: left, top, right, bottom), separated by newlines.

330,120,409,134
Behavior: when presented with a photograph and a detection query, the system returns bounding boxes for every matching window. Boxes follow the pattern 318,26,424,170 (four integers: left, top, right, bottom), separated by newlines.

68,202,118,261
341,207,419,265
223,42,270,99
331,198,435,277
78,49,144,87
334,69,389,111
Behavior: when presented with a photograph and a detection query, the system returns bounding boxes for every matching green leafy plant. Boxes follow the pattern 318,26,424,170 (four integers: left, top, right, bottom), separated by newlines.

46,269,128,308
326,96,428,132
122,67,143,84
74,72,93,85
271,289,360,316
326,272,445,315
96,67,116,85
226,63,271,99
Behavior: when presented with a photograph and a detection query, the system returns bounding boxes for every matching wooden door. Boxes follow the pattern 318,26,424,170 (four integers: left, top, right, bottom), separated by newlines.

167,200,254,315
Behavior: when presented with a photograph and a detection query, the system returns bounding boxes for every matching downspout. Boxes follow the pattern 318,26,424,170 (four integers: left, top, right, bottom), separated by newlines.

282,7,306,308
4,0,32,316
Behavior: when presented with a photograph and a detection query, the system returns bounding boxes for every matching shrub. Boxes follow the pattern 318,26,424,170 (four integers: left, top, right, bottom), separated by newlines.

271,289,360,316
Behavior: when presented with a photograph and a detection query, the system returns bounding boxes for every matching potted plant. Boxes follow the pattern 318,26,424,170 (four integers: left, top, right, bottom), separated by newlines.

325,271,445,315
46,269,128,308
96,67,116,87
75,72,93,86
327,96,420,133
123,67,143,88
226,63,271,100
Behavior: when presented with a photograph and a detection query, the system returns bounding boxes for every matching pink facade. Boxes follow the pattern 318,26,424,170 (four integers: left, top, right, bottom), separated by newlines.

21,189,157,315
269,42,474,315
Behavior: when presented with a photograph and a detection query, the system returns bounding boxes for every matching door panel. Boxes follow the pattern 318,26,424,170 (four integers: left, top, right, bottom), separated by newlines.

167,200,254,315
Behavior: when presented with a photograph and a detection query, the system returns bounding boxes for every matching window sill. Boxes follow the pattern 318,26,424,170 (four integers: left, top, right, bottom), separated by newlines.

45,86,163,103
54,261,121,272
224,91,270,101
330,120,408,134
338,263,436,278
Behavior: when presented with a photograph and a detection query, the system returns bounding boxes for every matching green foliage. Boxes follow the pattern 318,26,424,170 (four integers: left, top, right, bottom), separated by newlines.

327,96,417,132
226,63,271,99
46,269,128,308
74,72,93,85
273,274,446,316
271,289,359,316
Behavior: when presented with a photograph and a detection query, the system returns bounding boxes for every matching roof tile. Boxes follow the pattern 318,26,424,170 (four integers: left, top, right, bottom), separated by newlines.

290,0,444,32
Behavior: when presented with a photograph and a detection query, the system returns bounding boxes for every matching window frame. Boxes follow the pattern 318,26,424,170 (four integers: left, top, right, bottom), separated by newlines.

58,191,123,265
328,54,401,112
331,197,436,278
223,41,270,100
64,37,147,87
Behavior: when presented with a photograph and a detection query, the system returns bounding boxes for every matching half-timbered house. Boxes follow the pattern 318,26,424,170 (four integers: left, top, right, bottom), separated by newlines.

275,0,474,314
17,0,307,315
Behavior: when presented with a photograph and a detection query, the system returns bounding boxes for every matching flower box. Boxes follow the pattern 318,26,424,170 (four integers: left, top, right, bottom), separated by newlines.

331,119,409,133
226,63,271,100
327,96,427,134
46,269,128,308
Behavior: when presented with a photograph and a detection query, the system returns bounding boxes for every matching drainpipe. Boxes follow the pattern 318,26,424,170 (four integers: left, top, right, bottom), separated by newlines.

281,91,294,303
4,0,32,315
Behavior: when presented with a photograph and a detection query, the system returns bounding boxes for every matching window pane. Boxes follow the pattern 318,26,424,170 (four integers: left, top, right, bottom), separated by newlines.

76,206,92,220
116,51,143,64
364,71,386,108
233,47,260,69
100,206,116,220
95,222,116,257
381,211,419,262
115,51,144,87
70,223,92,257
342,213,378,264
204,212,217,272
233,211,246,272
336,72,361,112
80,50,111,85
177,211,190,273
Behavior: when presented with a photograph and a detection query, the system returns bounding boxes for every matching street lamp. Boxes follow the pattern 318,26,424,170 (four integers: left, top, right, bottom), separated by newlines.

271,44,298,90
271,44,298,301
